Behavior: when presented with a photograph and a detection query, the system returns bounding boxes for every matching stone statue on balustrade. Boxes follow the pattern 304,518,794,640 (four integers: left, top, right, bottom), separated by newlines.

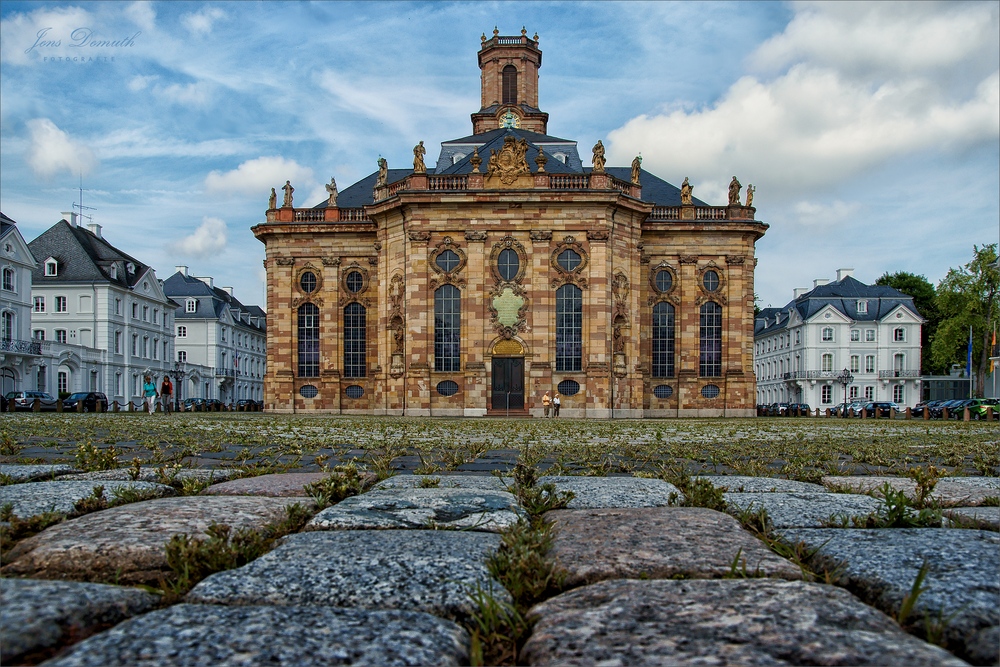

680,177,693,205
268,187,277,210
325,178,338,206
413,141,426,174
631,155,642,184
281,180,294,207
592,140,606,174
745,184,755,208
728,176,742,206
376,157,388,187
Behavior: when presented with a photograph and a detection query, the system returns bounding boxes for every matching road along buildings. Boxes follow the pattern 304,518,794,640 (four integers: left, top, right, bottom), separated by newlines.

254,29,768,417
755,270,924,410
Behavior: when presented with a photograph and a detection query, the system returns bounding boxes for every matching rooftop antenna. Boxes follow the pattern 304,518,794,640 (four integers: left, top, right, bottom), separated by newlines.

73,173,96,225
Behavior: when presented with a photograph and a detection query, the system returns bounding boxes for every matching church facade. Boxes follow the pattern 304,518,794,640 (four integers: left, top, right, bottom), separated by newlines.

253,30,767,417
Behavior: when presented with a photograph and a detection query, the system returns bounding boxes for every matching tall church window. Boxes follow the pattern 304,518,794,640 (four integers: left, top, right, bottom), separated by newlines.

555,284,582,372
502,65,518,105
297,303,319,377
652,302,675,378
344,303,367,378
434,285,461,372
699,302,722,377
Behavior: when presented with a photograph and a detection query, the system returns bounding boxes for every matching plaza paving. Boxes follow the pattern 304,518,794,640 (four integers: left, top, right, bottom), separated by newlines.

0,463,997,666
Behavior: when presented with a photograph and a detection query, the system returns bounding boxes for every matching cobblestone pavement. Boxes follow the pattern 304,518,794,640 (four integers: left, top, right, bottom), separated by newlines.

0,466,997,666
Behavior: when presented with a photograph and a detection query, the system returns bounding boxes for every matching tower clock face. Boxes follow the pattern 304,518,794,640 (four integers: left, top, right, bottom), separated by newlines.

500,110,521,129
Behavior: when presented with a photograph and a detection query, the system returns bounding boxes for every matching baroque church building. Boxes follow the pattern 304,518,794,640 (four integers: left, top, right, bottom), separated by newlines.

254,30,767,417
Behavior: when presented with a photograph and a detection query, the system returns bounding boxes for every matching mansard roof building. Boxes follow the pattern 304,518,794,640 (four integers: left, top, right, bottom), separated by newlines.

254,30,768,417
754,270,924,410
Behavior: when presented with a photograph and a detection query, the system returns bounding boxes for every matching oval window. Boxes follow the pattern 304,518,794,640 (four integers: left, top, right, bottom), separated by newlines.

655,270,673,293
344,385,364,399
557,249,582,271
346,271,364,293
653,384,673,399
497,248,519,281
436,380,459,396
702,270,719,292
299,385,318,398
300,272,317,293
701,384,720,399
435,249,460,272
557,379,580,396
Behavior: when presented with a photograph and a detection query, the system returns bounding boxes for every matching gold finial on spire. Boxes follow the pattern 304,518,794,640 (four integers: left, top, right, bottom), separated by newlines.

533,32,539,41
481,32,486,42
493,26,499,37
521,26,527,36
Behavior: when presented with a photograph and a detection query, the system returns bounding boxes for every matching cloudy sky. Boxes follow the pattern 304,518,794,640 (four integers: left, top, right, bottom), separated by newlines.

1,1,997,311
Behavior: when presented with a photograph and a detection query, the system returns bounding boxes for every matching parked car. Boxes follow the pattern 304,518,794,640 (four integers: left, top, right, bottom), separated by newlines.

831,400,864,417
183,397,206,411
787,403,812,416
930,399,966,419
235,399,259,410
945,398,977,419
968,398,1000,420
204,398,224,411
61,392,109,412
911,400,942,418
862,401,901,417
4,390,59,411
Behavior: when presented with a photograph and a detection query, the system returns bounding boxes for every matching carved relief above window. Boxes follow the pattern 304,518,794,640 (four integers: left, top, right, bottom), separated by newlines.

550,236,589,289
430,236,467,289
487,237,528,339
696,262,728,305
338,262,372,306
488,236,527,285
647,262,679,306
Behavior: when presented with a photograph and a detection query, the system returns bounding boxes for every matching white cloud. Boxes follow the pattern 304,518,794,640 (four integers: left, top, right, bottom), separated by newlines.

205,156,315,197
181,7,226,36
124,1,156,32
153,81,213,106
171,217,228,257
790,199,862,227
24,118,97,180
128,75,158,92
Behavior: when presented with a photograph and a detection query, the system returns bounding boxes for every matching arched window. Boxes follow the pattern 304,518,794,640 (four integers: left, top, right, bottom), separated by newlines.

652,302,675,378
497,248,519,281
502,64,518,105
434,284,461,372
344,303,367,378
297,303,319,377
699,302,722,377
555,284,582,372
2,267,13,292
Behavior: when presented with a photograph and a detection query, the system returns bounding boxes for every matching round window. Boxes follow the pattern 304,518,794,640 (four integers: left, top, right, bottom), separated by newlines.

436,380,459,396
557,379,581,396
435,249,460,273
300,272,317,293
702,270,719,292
497,248,519,281
655,270,673,293
299,385,318,398
557,249,582,272
345,271,364,293
653,384,673,399
345,385,364,399
701,384,720,399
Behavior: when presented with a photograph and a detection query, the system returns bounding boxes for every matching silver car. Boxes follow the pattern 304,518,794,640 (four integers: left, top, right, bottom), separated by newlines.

5,390,60,411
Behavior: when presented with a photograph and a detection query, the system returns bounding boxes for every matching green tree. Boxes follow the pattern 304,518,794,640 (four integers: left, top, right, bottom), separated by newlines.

931,244,1000,397
875,271,939,375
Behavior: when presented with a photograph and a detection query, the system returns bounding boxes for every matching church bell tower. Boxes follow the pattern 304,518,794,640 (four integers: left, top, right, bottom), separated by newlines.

471,27,549,135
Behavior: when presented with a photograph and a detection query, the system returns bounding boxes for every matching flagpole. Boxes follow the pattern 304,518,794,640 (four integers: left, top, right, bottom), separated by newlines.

968,324,974,399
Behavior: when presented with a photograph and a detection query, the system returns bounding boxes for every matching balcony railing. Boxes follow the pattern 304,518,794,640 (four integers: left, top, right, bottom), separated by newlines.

549,174,590,189
339,208,371,222
428,175,468,191
294,209,326,222
0,339,42,355
215,368,236,378
649,206,680,220
879,370,921,378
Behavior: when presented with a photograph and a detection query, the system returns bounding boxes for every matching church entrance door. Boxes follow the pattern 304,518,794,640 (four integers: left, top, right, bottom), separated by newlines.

491,357,524,411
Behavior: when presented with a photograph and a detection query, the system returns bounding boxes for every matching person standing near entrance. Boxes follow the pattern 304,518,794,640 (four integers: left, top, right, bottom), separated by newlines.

143,375,158,414
552,393,561,417
542,391,551,418
160,376,173,414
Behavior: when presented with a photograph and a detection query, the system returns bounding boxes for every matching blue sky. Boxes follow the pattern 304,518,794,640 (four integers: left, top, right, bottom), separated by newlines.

1,1,997,312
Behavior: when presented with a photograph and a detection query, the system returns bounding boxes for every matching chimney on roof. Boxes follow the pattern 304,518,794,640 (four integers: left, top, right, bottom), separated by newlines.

195,276,213,289
836,268,854,281
813,278,830,289
222,286,233,296
793,287,809,299
87,223,102,239
62,211,77,227
175,265,189,277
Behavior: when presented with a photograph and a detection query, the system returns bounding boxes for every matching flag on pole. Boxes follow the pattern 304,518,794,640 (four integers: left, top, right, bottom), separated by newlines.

967,325,973,379
992,328,996,374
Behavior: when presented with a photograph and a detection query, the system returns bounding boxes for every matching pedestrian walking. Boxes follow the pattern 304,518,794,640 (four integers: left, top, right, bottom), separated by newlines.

160,375,173,414
142,375,158,414
542,391,551,418
552,393,561,417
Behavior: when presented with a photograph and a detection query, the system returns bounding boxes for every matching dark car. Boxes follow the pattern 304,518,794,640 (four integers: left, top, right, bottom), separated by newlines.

204,398,224,411
912,400,942,418
930,399,966,419
862,401,901,418
183,397,206,411
788,403,812,416
5,390,59,411
62,392,109,412
945,399,977,419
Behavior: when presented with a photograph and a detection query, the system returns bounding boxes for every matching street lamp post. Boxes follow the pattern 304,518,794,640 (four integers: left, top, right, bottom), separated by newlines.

837,368,854,418
173,361,187,413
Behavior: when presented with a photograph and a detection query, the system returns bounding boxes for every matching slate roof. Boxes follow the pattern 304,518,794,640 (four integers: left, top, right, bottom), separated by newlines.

755,276,922,337
163,272,266,332
1,212,17,239
28,220,152,289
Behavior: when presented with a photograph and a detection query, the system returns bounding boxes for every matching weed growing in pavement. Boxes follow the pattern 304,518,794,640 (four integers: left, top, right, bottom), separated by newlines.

656,465,727,511
128,457,143,481
72,484,164,514
896,560,930,627
414,451,441,475
497,461,574,516
0,432,22,456
418,476,441,488
906,465,942,508
0,473,15,486
162,502,312,599
0,503,66,561
981,496,1000,507
724,547,765,579
302,462,370,509
74,441,120,472
467,583,528,667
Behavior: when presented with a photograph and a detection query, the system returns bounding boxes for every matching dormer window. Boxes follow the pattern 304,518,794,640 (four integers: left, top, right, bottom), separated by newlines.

452,153,466,165
857,300,868,314
44,258,58,276
552,152,568,164
126,262,135,274
186,298,197,313
110,264,118,280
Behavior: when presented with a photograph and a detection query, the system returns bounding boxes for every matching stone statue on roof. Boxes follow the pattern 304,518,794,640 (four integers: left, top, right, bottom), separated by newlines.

470,147,482,173
281,180,294,207
631,155,642,185
592,140,606,174
680,177,693,205
745,184,755,208
728,176,742,206
325,178,338,206
268,187,277,210
413,141,426,174
376,157,388,187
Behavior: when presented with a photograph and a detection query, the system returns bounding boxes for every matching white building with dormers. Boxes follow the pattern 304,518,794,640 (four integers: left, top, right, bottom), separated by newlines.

163,267,266,404
26,213,177,402
1,213,42,395
754,269,924,410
